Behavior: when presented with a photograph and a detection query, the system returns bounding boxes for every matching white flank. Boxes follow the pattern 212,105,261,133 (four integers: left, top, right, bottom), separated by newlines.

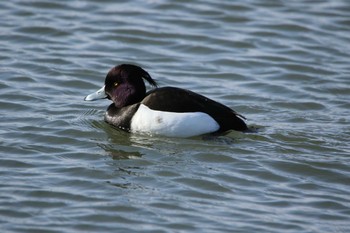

130,104,220,138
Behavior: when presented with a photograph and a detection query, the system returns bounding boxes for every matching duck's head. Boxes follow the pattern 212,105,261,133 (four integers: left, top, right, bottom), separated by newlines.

85,64,157,108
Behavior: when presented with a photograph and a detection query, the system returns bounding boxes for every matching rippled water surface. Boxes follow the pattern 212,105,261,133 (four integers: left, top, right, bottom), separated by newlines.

1,0,350,232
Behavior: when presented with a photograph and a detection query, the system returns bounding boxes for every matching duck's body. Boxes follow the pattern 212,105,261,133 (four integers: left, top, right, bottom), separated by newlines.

85,64,248,137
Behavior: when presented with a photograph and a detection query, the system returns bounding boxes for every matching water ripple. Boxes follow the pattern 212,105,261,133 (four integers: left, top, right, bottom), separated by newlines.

1,0,350,232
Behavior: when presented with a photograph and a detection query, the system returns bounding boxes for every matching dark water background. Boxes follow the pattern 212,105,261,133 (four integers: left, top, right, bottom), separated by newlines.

1,0,350,232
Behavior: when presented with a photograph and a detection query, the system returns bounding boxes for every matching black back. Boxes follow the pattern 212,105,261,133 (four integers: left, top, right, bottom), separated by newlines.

141,87,248,132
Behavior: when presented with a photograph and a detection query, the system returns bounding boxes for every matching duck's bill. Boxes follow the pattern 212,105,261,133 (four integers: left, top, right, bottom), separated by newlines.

84,85,107,101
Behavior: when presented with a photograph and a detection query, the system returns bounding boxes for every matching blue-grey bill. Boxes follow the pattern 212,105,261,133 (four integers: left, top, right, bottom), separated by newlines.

84,85,107,101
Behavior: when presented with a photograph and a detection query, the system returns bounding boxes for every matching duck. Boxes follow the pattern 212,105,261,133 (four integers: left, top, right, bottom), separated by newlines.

85,64,248,137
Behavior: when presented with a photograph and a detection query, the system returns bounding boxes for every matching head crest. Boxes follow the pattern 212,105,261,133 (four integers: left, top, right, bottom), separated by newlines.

118,64,157,88
139,67,158,88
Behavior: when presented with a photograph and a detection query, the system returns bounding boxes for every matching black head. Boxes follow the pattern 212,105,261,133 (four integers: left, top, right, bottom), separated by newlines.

104,64,157,108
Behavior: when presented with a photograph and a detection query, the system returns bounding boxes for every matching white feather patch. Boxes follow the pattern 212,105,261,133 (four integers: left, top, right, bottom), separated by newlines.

130,104,220,137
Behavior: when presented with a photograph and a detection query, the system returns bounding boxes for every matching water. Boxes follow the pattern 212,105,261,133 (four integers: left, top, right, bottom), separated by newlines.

1,0,350,232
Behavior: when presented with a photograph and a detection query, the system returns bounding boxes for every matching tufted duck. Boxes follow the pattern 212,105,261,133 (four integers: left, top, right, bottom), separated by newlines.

85,64,248,137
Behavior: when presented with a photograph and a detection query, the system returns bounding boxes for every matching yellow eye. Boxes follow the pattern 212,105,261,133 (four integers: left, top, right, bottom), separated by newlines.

114,82,118,87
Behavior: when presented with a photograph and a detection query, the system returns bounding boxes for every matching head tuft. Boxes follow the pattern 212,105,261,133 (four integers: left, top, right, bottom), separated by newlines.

117,64,157,88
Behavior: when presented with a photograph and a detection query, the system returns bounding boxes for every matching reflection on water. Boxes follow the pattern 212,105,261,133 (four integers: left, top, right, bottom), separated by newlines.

1,0,350,232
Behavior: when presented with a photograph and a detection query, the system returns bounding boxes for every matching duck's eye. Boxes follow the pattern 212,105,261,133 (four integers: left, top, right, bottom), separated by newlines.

114,82,118,87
